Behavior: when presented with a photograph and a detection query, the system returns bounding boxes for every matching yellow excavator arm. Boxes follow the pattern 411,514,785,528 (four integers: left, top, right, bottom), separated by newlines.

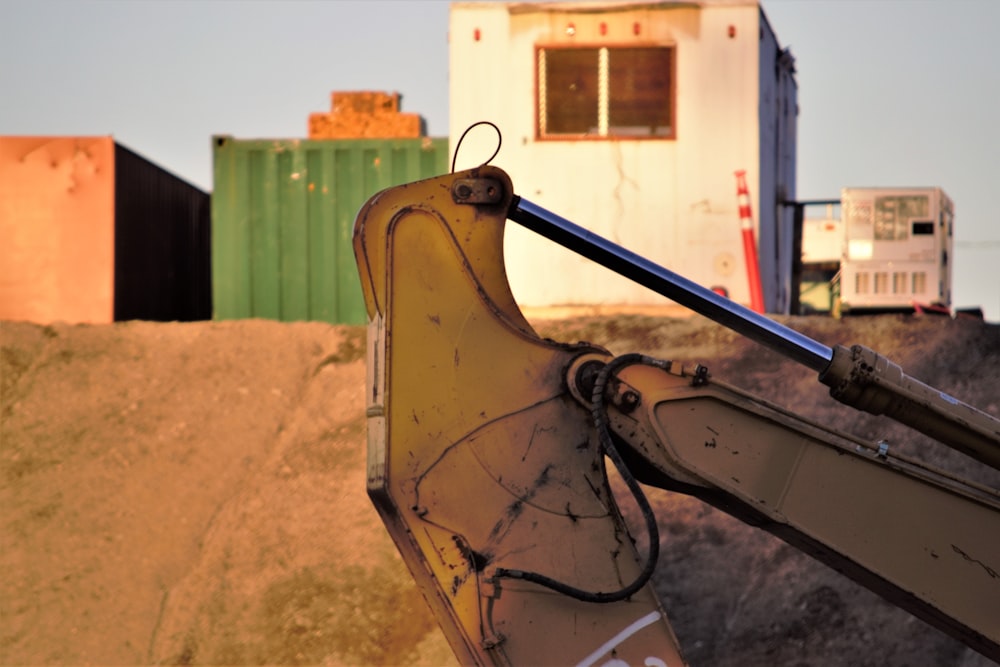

353,166,1000,665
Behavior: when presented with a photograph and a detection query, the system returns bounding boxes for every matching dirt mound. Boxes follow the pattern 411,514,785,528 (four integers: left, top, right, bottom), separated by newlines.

1,314,997,666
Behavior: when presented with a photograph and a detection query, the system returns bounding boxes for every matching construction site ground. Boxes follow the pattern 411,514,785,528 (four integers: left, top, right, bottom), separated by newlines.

2,311,998,666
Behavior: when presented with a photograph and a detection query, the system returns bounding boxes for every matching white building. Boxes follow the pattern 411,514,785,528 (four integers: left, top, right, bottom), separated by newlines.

449,1,798,312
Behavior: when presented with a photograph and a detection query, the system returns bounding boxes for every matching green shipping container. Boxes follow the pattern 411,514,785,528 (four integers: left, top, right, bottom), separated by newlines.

212,135,449,324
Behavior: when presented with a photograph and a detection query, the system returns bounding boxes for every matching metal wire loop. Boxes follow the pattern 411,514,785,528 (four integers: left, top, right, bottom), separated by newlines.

451,121,502,172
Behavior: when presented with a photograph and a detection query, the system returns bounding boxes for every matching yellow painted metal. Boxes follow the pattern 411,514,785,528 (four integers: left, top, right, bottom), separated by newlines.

354,167,686,666
353,165,1000,664
604,361,1000,660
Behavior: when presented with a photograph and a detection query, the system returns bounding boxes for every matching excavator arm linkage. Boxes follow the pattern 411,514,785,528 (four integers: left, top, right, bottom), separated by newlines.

353,167,1000,665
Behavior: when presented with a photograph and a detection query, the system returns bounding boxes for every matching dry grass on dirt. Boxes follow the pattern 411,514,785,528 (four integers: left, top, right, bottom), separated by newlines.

1,313,998,666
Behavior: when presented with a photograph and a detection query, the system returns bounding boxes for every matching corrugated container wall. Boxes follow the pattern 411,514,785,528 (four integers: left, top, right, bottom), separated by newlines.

114,143,212,321
212,136,449,324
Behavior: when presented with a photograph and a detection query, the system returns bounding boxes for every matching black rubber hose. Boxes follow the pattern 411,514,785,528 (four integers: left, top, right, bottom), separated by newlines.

494,353,665,603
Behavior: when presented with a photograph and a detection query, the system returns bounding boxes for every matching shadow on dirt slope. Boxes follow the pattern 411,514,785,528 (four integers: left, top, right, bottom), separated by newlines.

1,314,997,666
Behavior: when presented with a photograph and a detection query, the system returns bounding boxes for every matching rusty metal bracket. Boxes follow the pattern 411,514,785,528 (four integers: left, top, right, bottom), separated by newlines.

452,178,503,205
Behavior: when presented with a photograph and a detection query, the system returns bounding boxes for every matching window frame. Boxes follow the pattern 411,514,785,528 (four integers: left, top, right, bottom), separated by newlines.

535,42,677,142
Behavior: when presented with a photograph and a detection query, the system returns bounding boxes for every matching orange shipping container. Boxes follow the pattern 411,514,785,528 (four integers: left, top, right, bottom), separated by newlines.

0,136,210,324
0,136,116,324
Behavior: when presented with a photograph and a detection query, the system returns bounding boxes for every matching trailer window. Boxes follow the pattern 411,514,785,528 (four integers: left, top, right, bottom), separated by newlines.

538,46,674,139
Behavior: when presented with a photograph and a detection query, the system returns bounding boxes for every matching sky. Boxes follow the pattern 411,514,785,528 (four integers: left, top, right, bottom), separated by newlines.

2,0,998,321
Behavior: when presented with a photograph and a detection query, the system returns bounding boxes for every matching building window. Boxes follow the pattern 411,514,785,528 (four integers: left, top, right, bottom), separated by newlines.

538,46,674,139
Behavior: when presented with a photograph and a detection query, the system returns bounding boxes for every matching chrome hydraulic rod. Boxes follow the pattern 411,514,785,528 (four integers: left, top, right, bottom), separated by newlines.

508,196,835,373
507,195,1000,470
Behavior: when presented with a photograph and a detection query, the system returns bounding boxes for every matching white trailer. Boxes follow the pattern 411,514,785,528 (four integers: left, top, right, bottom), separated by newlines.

449,1,798,313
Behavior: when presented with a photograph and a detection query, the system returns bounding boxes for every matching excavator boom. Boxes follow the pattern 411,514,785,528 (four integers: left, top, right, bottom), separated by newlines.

353,166,1000,665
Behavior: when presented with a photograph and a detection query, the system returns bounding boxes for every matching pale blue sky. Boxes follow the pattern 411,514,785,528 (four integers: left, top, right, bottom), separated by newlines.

2,0,998,320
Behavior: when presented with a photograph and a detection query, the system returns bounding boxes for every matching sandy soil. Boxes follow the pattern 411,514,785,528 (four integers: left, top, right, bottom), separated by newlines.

1,313,997,666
